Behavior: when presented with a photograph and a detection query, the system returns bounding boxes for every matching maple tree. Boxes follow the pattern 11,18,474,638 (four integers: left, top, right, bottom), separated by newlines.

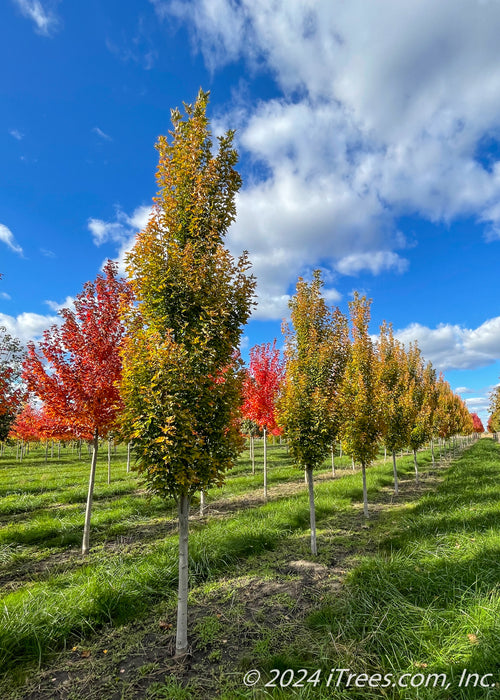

242,340,284,499
9,402,41,453
0,321,25,441
278,271,348,553
378,322,411,495
340,293,384,517
120,90,255,654
407,350,437,485
471,412,484,434
489,385,500,434
22,260,132,555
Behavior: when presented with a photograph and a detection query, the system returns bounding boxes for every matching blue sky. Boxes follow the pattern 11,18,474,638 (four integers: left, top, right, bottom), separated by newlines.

1,0,500,426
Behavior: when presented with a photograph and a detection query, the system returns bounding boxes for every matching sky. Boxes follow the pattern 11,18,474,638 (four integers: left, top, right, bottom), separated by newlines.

1,0,500,426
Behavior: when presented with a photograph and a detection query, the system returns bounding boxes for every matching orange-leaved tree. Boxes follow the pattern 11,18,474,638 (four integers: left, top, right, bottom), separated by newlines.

242,340,284,499
278,271,348,554
22,260,132,555
119,90,255,655
339,293,385,517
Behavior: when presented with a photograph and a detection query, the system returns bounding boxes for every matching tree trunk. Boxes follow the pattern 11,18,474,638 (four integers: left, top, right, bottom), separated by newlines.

361,461,369,518
413,448,419,486
431,438,435,466
51,440,53,458
199,489,205,517
45,440,48,463
82,431,99,556
331,444,335,477
263,427,268,500
384,446,387,463
306,466,317,555
339,443,342,458
78,439,82,460
126,441,131,473
352,456,355,471
107,439,111,485
251,436,255,475
57,441,61,459
392,450,399,495
176,493,190,655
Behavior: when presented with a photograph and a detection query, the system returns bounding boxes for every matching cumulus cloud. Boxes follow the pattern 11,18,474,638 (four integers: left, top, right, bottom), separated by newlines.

395,317,500,371
147,0,500,317
9,129,24,140
88,205,151,272
44,296,75,313
0,311,59,344
12,0,60,36
0,223,23,256
336,252,408,276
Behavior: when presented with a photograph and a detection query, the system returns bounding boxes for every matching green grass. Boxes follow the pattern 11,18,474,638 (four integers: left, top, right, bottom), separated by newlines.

0,435,485,699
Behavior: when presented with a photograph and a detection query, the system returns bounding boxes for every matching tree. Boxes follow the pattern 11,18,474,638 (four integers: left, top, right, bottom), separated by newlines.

0,324,25,441
471,412,484,434
378,322,410,495
23,260,132,555
120,90,255,655
278,271,348,553
242,340,284,499
340,293,384,517
407,353,436,485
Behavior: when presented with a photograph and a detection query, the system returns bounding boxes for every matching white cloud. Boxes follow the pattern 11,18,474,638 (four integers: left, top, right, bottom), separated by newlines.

9,129,23,140
92,127,112,141
88,205,151,247
0,223,23,256
149,0,500,317
0,292,11,301
87,205,151,272
0,311,59,344
44,296,75,312
336,252,408,276
395,316,500,371
12,0,60,36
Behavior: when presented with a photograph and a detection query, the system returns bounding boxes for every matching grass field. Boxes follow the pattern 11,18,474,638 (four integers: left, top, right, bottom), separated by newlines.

0,436,498,698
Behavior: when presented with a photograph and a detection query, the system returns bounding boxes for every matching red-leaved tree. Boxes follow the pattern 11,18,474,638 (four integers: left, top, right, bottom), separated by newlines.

23,260,133,555
242,340,284,499
471,412,484,434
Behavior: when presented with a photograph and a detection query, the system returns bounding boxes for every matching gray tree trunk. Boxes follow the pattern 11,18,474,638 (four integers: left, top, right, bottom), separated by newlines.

82,431,99,556
176,493,190,655
361,461,369,518
107,439,111,485
251,436,255,475
199,489,205,517
263,427,268,500
431,438,435,465
413,448,420,485
306,466,317,555
392,450,398,495
126,441,131,473
384,446,387,463
352,456,355,471
331,444,335,477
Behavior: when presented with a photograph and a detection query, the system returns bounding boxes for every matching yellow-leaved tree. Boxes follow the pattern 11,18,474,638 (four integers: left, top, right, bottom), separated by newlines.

378,322,410,495
278,271,348,554
340,293,385,518
120,91,255,655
